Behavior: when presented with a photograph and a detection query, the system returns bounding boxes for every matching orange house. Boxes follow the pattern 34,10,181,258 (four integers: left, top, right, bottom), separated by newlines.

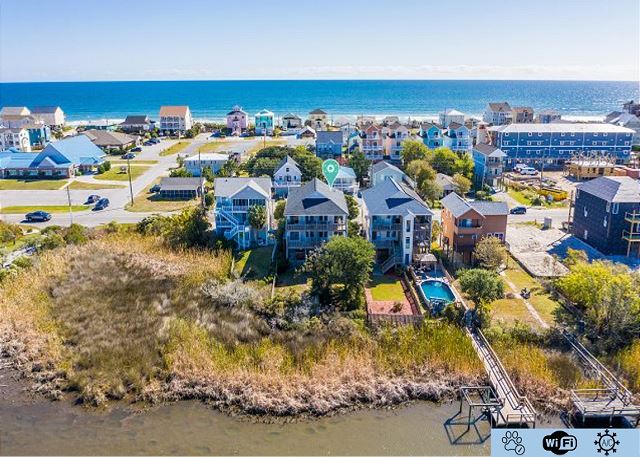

440,192,509,263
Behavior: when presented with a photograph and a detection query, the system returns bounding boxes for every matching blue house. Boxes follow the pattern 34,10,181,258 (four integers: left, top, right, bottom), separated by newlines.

443,122,471,152
315,130,343,159
419,122,443,149
254,109,275,135
24,123,51,147
472,143,506,189
572,176,640,257
490,123,635,170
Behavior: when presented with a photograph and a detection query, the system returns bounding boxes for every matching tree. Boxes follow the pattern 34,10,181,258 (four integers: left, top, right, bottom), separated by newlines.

419,179,443,205
452,173,471,196
473,236,507,271
169,167,193,178
218,159,239,177
401,140,430,164
137,207,211,249
202,166,215,183
0,221,23,245
302,236,375,309
345,194,359,220
348,150,370,184
248,205,267,231
453,153,474,180
459,268,504,324
273,200,286,222
431,147,459,175
406,159,436,188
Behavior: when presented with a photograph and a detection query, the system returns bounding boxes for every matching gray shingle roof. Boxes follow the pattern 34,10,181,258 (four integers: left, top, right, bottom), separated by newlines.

316,130,343,144
488,102,512,112
362,178,432,217
435,173,456,190
160,177,202,191
473,143,506,157
213,177,272,198
309,109,327,115
82,129,136,147
284,178,348,216
121,115,150,125
275,155,300,174
441,192,508,217
371,160,403,175
577,176,640,203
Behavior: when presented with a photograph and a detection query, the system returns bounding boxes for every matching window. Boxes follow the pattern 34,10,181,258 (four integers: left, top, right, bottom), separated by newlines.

405,237,410,248
583,206,588,217
406,220,411,232
612,203,619,214
584,229,588,240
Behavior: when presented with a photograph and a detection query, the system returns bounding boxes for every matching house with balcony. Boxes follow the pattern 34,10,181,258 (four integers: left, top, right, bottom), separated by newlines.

440,192,509,264
443,122,471,152
213,177,273,249
535,110,562,124
511,106,534,124
438,109,465,128
572,176,640,257
120,115,152,133
384,122,410,161
359,123,384,161
308,109,328,131
226,106,248,135
0,127,31,151
273,155,302,197
255,109,275,135
362,178,433,271
159,106,193,135
282,113,303,130
334,165,359,194
483,102,512,125
370,160,412,187
284,178,348,263
315,130,343,159
472,143,506,188
184,153,228,176
419,122,443,149
31,106,66,127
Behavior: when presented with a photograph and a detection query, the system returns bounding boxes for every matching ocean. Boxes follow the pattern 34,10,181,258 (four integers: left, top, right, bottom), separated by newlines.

0,80,638,122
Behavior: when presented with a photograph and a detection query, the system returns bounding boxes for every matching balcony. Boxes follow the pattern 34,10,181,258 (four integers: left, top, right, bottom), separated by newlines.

371,239,399,248
622,230,640,242
287,238,327,248
625,212,640,223
286,222,346,231
455,225,482,235
371,222,402,231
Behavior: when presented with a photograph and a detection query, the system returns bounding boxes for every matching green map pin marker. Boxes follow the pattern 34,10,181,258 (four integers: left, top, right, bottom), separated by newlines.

322,159,340,187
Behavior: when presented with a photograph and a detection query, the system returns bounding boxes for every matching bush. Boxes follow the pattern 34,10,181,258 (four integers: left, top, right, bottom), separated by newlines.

63,224,88,245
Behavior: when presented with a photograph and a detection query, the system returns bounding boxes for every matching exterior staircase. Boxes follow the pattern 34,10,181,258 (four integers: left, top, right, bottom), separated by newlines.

381,251,403,273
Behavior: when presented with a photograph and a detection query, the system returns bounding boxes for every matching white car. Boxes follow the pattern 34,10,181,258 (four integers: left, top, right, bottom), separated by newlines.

520,167,537,175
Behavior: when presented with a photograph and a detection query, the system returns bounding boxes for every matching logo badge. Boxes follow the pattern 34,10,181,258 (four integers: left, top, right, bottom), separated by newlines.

502,431,526,455
543,430,577,455
594,429,620,456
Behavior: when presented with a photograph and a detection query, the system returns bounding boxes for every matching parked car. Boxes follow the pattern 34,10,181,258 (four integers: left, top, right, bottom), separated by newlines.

86,194,101,204
131,147,142,152
94,198,110,211
150,137,160,144
510,206,527,215
143,140,154,146
519,167,537,176
149,184,161,193
25,210,52,222
121,152,136,159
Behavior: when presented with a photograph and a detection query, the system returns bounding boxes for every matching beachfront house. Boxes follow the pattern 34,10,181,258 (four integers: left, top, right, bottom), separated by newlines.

282,113,303,130
0,135,105,179
605,111,640,146
572,176,640,257
284,178,348,264
213,177,273,249
443,122,471,152
535,110,562,124
419,122,443,149
120,115,152,133
226,106,248,135
0,127,31,152
255,109,275,135
511,106,534,124
159,106,193,135
439,109,465,128
308,109,328,131
158,177,203,200
489,123,635,170
315,130,343,159
362,178,433,271
334,165,359,194
359,123,384,161
472,143,506,188
31,106,65,127
440,192,508,264
0,106,31,119
483,102,512,125
384,122,410,161
184,153,228,176
370,160,411,187
273,155,302,197
82,129,138,150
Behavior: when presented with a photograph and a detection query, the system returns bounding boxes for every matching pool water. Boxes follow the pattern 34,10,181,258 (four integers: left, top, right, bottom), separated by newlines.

420,280,456,302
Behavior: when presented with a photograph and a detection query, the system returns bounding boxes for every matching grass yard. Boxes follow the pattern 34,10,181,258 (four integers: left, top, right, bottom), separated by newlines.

159,141,191,157
0,205,89,214
109,159,159,165
94,166,151,181
490,297,542,329
125,179,199,213
233,247,273,280
368,275,406,301
0,179,68,190
508,189,568,208
67,181,124,190
503,259,559,326
274,270,310,295
246,139,285,157
198,142,224,153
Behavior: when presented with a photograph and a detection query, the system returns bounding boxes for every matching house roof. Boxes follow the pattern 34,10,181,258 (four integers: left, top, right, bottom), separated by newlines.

274,155,301,175
121,115,150,125
435,173,456,190
487,102,512,112
284,178,348,216
159,106,190,117
442,109,464,116
447,121,464,130
184,153,228,163
362,178,432,217
227,106,247,116
0,106,30,116
82,129,137,147
213,177,272,199
0,135,104,170
309,109,327,115
255,109,274,117
473,143,507,158
31,106,62,114
282,112,301,119
577,176,640,203
489,123,635,134
371,160,404,176
316,130,343,144
441,192,508,218
336,166,356,179
512,106,533,112
159,177,202,191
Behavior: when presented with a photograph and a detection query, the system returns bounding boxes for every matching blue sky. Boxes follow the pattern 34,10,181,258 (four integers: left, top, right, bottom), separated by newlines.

1,0,638,82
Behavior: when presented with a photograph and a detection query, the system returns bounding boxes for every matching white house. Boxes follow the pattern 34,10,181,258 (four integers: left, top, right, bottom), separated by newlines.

273,155,302,197
31,106,66,127
334,165,359,194
438,109,465,128
184,153,228,176
483,102,512,125
308,109,328,131
0,127,31,151
159,106,193,134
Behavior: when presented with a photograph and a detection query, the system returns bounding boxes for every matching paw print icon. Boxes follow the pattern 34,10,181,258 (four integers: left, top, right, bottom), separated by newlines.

502,431,526,455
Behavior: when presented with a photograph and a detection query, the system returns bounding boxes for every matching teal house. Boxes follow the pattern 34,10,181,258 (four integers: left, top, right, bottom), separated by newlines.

254,109,275,135
419,122,443,149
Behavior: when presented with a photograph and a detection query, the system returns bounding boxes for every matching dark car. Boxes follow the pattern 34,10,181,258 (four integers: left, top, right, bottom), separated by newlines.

150,137,160,144
94,198,110,211
510,206,527,215
25,210,52,222
131,147,142,152
143,140,154,146
121,152,136,159
86,194,101,204
149,184,161,193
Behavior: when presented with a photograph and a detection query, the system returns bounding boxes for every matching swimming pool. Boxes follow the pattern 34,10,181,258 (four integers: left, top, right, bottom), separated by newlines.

420,280,456,303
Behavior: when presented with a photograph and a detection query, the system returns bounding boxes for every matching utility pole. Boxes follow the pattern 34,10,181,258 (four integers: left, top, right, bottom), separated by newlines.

199,148,205,209
127,158,134,206
66,185,73,225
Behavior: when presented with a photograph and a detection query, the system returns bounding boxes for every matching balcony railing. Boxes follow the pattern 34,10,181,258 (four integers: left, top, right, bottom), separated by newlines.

372,222,402,230
372,239,399,248
286,222,346,230
625,212,640,223
287,238,326,248
622,230,640,241
455,225,482,234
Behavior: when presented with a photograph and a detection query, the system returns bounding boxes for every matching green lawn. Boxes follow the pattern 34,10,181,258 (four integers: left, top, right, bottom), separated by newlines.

275,270,310,295
490,297,542,329
109,159,159,165
508,189,568,208
246,139,285,157
159,141,191,157
368,275,406,301
0,205,89,214
125,179,199,213
233,247,273,280
67,181,124,190
198,142,224,153
0,179,68,190
94,166,151,181
0,232,40,255
503,259,559,326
